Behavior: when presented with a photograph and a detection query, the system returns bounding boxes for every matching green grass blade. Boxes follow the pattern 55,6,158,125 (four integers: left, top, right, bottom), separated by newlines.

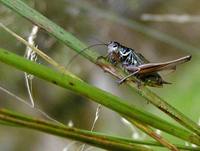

0,109,199,151
0,109,152,151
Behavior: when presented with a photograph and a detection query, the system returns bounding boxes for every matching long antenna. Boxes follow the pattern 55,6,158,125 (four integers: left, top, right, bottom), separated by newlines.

66,43,107,68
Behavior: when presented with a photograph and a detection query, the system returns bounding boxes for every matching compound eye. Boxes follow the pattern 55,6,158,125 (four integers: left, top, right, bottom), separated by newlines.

113,42,118,48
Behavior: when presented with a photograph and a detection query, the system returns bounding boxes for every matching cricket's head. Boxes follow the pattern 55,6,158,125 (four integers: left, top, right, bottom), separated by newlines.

107,41,120,54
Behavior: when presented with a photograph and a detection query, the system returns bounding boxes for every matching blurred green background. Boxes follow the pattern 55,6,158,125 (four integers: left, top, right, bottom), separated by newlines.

0,0,200,150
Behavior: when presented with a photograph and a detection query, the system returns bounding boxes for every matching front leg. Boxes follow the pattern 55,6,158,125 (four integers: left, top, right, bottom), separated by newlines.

96,54,108,62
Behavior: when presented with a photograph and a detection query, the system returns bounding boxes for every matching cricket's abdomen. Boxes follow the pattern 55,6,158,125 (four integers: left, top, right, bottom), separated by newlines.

138,73,171,87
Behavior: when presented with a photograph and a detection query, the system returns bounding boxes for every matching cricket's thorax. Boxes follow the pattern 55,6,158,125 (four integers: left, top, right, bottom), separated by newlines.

107,41,144,66
117,46,144,66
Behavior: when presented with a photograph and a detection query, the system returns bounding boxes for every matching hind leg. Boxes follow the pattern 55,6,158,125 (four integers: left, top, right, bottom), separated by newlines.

117,68,140,84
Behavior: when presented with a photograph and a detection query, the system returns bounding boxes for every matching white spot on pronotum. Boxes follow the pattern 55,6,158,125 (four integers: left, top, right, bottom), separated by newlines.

133,60,137,65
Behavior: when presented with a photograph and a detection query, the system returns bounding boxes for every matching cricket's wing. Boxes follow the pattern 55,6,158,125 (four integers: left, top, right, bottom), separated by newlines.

137,55,191,74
